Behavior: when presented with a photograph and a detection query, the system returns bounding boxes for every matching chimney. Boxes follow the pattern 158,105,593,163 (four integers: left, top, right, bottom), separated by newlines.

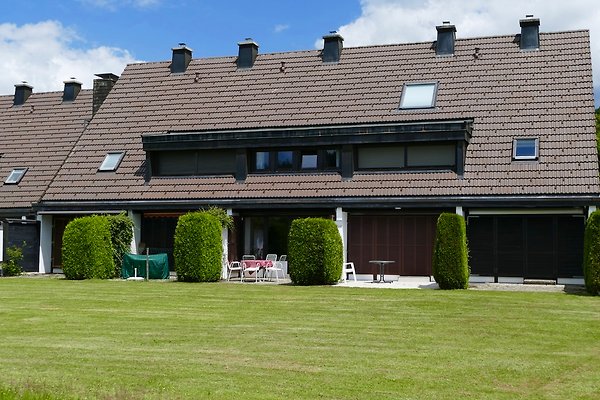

92,73,118,115
63,78,82,102
237,38,259,69
13,82,33,106
519,15,540,50
171,43,193,73
436,21,456,56
322,32,344,63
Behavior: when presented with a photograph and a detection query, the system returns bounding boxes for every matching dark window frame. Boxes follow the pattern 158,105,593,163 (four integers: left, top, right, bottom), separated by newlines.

355,143,457,172
399,82,438,109
4,167,28,184
250,148,341,174
512,138,539,161
98,151,125,172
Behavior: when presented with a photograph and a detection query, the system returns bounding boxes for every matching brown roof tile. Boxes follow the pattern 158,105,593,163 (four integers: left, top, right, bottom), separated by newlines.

42,30,599,205
0,90,92,211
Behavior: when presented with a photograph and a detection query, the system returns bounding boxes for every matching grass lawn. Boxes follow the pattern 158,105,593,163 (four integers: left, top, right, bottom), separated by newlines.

0,278,599,400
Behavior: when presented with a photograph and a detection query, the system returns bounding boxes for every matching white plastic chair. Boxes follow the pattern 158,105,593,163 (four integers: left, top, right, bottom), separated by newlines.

242,260,262,282
341,262,357,282
242,254,256,260
226,261,243,281
265,254,284,282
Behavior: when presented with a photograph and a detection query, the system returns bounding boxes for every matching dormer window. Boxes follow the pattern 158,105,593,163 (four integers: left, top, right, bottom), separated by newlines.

399,83,437,109
99,152,125,171
513,138,538,160
5,168,27,184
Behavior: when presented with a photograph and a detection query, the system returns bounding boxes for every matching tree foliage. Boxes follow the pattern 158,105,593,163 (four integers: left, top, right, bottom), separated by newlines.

595,107,600,158
583,210,600,295
106,213,134,277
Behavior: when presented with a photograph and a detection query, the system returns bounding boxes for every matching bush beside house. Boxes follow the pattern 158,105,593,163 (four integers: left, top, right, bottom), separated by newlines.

107,213,134,278
583,210,600,295
288,218,343,285
62,215,115,280
1,244,25,277
174,211,222,282
432,213,469,290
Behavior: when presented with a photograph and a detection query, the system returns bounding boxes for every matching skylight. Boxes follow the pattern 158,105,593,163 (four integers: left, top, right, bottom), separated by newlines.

513,138,538,160
99,152,125,171
399,83,437,109
5,168,27,184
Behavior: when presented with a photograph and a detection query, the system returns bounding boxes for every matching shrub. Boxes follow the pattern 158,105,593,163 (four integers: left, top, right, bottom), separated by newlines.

107,213,134,277
62,215,115,280
1,243,25,277
288,217,343,285
174,211,222,282
432,213,469,290
201,206,234,230
583,210,600,295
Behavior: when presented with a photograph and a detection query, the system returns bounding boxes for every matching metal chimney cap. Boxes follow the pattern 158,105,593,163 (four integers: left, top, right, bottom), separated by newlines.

237,38,259,46
14,82,33,89
172,44,193,52
323,31,344,40
520,15,540,25
63,78,82,84
94,73,119,81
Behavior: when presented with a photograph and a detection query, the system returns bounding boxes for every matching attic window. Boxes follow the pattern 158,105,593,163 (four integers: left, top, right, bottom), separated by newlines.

513,138,538,160
399,83,437,109
5,168,27,184
99,152,125,171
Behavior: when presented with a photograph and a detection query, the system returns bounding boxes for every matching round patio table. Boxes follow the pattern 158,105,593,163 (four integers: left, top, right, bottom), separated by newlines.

369,260,395,283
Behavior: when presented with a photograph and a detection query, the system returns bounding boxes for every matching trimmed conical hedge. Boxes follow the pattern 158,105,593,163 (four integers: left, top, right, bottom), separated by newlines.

62,215,115,280
288,218,343,285
432,213,469,289
174,211,222,282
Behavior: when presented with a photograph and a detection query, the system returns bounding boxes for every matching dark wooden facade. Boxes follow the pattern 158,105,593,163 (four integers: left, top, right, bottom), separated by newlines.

467,215,584,279
2,219,40,272
347,213,440,276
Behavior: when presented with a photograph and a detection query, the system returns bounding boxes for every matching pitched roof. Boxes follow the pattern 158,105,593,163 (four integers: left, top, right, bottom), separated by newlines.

0,89,92,213
42,30,599,206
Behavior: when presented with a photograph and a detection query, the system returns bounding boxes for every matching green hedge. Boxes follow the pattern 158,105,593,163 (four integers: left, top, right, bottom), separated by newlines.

583,210,600,295
288,218,343,285
174,211,222,282
62,215,115,280
107,213,134,277
432,213,469,290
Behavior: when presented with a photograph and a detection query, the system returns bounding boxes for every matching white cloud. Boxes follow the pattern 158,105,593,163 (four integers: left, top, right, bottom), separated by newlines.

0,21,139,95
274,24,290,33
79,0,160,10
322,0,600,103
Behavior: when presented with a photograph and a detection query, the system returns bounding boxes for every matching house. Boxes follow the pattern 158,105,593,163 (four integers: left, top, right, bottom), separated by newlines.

0,74,118,271
29,16,598,283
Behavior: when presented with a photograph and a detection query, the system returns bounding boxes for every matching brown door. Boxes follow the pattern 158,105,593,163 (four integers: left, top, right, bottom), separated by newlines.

348,214,438,276
52,216,77,269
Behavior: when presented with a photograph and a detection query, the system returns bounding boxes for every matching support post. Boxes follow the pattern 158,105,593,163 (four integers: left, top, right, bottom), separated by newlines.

335,207,348,263
37,214,53,273
222,208,233,279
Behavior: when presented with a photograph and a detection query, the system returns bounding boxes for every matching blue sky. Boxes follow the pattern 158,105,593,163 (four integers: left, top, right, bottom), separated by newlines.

4,1,362,60
1,0,599,104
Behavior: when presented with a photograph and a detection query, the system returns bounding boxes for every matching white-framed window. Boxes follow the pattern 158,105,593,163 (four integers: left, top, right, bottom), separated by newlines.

4,168,27,184
399,82,437,109
99,152,125,171
513,138,539,160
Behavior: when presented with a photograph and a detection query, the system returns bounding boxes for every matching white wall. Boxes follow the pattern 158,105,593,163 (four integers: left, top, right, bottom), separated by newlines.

37,214,53,273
